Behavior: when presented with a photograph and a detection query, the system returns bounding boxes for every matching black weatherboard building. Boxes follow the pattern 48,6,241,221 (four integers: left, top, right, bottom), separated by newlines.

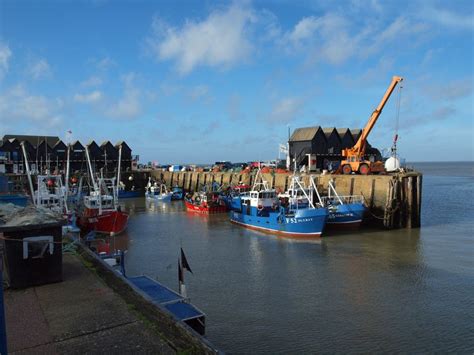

288,126,382,171
0,135,137,174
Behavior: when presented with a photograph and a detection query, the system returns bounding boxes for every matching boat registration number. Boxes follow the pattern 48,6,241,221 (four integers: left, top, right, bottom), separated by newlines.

285,217,313,223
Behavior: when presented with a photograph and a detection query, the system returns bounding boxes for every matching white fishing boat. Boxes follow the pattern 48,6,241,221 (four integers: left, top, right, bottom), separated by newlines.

145,178,173,202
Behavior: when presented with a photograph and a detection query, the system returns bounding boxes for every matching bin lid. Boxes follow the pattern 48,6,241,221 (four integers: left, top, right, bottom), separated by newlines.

0,220,66,233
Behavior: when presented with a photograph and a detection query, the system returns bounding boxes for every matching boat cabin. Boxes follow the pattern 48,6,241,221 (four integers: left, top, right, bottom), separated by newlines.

84,192,115,210
35,175,66,211
242,190,278,208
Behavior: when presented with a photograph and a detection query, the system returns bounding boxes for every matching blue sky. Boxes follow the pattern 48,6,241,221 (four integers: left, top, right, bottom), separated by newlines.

0,0,473,163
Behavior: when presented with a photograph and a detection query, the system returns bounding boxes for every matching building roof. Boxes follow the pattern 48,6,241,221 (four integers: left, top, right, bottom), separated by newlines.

2,135,60,147
336,128,350,136
350,129,362,137
289,127,320,142
322,127,337,138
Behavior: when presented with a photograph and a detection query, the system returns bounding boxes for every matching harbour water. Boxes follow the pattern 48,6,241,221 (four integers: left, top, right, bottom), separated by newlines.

116,162,473,353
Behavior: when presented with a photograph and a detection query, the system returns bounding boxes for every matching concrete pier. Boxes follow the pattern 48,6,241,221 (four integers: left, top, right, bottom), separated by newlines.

125,170,422,229
3,245,218,354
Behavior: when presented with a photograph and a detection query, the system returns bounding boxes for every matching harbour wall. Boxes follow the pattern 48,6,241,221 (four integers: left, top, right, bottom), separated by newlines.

127,170,422,229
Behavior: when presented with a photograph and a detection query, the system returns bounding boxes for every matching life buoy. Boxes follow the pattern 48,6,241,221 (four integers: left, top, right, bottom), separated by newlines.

257,205,263,211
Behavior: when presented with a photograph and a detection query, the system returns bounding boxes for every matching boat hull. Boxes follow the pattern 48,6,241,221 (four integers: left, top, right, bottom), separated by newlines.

78,209,129,235
145,192,173,202
184,200,228,214
230,206,328,238
326,203,366,229
118,190,141,199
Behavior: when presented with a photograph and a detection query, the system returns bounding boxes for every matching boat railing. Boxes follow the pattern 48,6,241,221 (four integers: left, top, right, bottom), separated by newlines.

322,195,365,205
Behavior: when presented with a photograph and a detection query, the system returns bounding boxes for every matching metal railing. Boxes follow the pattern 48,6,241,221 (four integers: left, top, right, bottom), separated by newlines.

321,195,365,205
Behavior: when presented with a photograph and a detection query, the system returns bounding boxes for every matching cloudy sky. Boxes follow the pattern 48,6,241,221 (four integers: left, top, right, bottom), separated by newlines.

0,0,472,163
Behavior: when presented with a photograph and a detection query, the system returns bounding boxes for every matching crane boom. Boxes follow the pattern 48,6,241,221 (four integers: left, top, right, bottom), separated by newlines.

344,76,403,157
340,75,403,175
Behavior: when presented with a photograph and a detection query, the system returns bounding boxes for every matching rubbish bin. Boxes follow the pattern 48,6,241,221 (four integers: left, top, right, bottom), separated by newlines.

0,221,64,289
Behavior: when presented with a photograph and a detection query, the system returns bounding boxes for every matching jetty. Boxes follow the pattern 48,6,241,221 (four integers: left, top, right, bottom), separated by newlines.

1,239,218,354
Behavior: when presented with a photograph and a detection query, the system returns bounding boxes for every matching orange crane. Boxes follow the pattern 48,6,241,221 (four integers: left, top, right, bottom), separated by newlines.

341,75,403,175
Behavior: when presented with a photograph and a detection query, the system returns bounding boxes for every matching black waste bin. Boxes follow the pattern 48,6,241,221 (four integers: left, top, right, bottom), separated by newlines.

0,221,64,289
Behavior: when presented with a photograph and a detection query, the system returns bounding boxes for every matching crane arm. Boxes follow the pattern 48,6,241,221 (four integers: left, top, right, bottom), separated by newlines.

346,75,403,156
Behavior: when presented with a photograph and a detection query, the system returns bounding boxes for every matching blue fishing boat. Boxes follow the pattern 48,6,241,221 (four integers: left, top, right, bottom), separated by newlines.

0,194,28,207
322,179,366,228
118,188,141,199
230,171,328,238
171,186,184,200
223,184,251,211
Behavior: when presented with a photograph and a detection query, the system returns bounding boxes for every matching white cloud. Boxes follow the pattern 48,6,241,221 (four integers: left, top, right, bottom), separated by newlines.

0,43,12,80
106,73,142,119
28,59,51,79
266,97,303,123
280,13,427,66
148,4,255,74
285,16,320,45
0,85,63,127
74,90,103,103
98,56,114,70
81,76,103,87
188,85,213,103
423,6,474,30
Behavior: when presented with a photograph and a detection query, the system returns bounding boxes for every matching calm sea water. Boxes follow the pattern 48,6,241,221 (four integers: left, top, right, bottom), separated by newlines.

116,162,474,353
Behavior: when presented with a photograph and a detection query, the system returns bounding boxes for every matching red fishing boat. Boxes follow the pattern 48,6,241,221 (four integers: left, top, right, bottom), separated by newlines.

184,191,227,214
77,144,129,236
78,190,129,235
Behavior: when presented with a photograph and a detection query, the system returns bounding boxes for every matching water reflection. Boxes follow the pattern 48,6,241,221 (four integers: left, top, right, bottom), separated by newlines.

115,192,472,353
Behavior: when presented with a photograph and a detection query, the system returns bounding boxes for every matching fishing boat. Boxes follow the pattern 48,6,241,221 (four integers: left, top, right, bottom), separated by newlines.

171,186,184,200
321,179,366,228
34,175,67,212
118,186,141,199
145,179,173,202
223,184,251,211
230,170,328,238
184,191,228,214
77,145,129,236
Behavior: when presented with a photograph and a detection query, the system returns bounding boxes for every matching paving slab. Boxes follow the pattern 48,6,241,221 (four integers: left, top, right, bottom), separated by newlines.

54,321,175,354
5,254,174,354
34,257,136,342
5,288,53,353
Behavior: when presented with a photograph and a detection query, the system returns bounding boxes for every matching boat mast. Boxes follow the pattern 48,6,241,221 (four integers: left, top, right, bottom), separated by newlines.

20,141,36,205
328,180,344,205
116,144,122,202
85,145,98,193
64,144,71,212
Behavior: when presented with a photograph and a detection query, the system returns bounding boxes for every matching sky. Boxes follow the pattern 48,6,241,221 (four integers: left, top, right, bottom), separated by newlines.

0,0,473,164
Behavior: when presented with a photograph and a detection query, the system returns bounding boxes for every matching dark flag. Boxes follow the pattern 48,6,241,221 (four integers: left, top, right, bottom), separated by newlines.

178,259,184,283
180,248,193,274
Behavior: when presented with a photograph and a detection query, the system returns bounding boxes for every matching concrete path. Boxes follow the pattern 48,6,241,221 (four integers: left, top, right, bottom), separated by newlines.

4,254,175,354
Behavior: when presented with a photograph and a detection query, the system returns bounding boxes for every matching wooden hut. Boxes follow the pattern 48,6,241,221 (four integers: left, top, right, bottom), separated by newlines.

289,126,327,169
100,141,118,173
115,141,132,171
337,128,355,149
